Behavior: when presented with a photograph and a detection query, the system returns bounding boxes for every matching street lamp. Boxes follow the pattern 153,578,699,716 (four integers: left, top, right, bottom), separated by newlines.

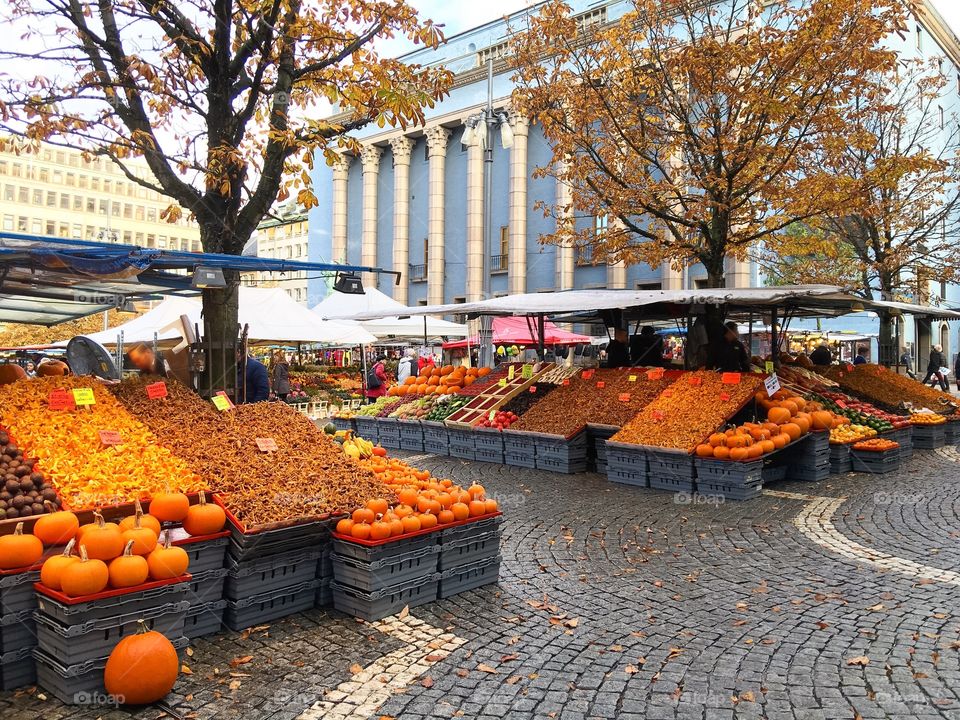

462,59,514,368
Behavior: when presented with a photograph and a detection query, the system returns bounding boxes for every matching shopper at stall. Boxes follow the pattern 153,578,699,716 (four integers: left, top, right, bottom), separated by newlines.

128,343,168,377
605,328,631,368
715,322,751,373
397,348,418,384
237,351,270,403
922,344,949,391
270,351,291,401
365,355,389,402
853,346,869,365
810,343,832,366
630,326,664,367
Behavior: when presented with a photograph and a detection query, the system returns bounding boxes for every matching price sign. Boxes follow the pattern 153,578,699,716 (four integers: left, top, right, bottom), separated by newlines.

596,381,606,389
488,409,496,423
98,430,122,446
72,388,95,406
582,369,595,380
764,361,775,374
647,368,664,380
764,373,781,398
835,399,847,409
255,437,278,453
529,385,538,394
562,379,570,386
618,393,631,402
720,392,731,401
508,365,515,381
211,394,232,411
521,364,534,379
651,410,666,422
662,389,674,398
687,376,702,386
145,382,168,399
498,378,508,388
628,375,637,383
48,388,76,411
721,372,741,385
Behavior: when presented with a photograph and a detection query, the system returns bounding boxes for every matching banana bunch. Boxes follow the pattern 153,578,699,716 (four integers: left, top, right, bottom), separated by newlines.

342,434,375,460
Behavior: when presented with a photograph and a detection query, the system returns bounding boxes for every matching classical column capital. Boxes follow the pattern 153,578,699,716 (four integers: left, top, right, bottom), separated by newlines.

332,152,350,177
360,144,383,172
425,126,451,157
389,136,415,166
508,112,530,135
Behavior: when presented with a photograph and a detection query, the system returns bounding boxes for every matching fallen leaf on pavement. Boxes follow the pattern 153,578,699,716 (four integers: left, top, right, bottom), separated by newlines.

421,676,434,688
477,663,498,674
230,656,253,668
350,664,363,674
181,664,193,675
846,656,870,666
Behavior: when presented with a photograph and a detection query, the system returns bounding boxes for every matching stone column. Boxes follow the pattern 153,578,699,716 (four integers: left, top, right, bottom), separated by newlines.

360,145,383,287
390,136,414,305
466,137,485,302
555,164,575,290
331,154,349,265
725,256,752,288
508,114,530,295
425,127,450,306
661,261,683,290
606,217,628,289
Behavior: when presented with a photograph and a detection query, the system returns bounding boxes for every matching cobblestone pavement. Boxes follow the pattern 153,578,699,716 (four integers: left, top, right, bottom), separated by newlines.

3,446,960,720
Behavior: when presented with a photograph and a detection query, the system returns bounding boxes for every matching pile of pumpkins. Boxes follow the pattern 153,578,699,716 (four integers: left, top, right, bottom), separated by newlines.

696,393,841,461
0,490,225,597
388,364,492,397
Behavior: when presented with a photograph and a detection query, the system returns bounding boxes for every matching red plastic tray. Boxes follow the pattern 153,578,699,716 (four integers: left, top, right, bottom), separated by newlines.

169,529,230,546
34,573,191,604
332,511,502,547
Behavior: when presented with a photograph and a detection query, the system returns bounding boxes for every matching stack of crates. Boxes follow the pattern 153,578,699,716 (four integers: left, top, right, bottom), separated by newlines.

447,427,477,461
398,420,425,453
330,533,440,621
438,516,502,599
223,521,329,631
173,530,229,639
376,418,402,450
0,565,41,690
534,431,588,474
587,425,619,474
829,442,853,474
502,430,537,469
604,441,648,487
944,420,960,446
912,422,946,450
33,578,190,704
422,422,449,455
694,458,764,500
354,417,379,444
780,431,830,482
647,448,696,492
473,428,505,464
850,446,901,474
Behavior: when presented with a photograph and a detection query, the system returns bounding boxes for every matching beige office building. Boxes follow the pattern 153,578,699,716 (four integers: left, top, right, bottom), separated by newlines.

0,140,200,251
247,202,311,304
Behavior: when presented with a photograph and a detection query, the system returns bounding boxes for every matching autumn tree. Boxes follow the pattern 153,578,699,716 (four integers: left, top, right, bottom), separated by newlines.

510,0,906,289
0,0,449,393
756,223,862,288
760,58,960,362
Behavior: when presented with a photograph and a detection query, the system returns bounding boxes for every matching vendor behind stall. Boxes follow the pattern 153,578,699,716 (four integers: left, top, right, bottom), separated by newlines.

810,344,832,366
604,329,631,368
715,322,751,373
127,344,168,377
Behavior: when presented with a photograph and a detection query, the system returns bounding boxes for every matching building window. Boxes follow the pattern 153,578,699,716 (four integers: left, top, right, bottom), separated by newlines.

941,280,947,298
31,189,41,205
72,224,82,238
66,173,75,187
3,185,12,202
492,226,509,273
46,191,56,207
39,168,48,182
16,216,26,232
123,203,132,219
146,234,155,247
2,215,12,231
424,237,429,266
146,208,156,222
635,282,662,290
73,195,82,210
98,199,108,215
11,163,21,178
123,231,132,244
18,187,27,203
135,205,144,221
87,198,95,213
135,232,144,245
79,175,88,189
31,219,41,234
55,151,65,164
91,177,100,191
112,201,120,216
58,223,68,237
85,225,95,238
45,220,55,235
60,194,69,209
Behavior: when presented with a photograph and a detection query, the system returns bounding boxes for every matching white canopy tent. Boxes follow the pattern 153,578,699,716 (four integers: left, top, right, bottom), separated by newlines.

312,287,468,341
53,287,377,347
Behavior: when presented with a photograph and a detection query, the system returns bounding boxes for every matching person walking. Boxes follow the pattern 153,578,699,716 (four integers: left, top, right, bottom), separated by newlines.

364,355,389,403
397,348,418,384
237,351,270,403
922,344,949,391
900,347,915,379
271,351,291,401
955,350,960,392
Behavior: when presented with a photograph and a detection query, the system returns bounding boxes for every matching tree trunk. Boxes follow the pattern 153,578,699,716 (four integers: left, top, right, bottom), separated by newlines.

702,255,727,369
877,271,894,367
199,270,240,400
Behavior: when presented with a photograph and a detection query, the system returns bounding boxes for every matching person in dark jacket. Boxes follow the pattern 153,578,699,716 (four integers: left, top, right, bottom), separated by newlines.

604,329,631,368
364,356,389,402
810,344,832,367
271,351,291,401
853,346,868,365
630,326,664,367
922,344,948,391
237,352,270,403
715,321,751,373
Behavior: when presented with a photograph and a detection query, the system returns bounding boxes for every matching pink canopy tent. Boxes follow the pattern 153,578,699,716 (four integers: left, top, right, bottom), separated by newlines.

442,316,591,349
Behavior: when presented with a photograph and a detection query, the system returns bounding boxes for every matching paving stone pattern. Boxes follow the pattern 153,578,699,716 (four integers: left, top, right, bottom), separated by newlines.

3,447,960,720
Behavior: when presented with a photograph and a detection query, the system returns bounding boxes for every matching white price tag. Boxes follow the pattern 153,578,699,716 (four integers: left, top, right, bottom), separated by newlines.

764,373,781,398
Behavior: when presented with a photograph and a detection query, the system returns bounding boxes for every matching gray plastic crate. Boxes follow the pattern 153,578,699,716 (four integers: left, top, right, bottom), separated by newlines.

694,458,763,487
607,466,648,487
648,449,696,484
331,574,440,621
850,449,901,474
399,437,425,452
0,608,36,655
421,422,449,444
225,549,322,601
224,580,319,631
186,567,228,607
318,546,333,579
398,420,424,442
913,423,946,449
176,535,228,574
695,481,763,501
535,431,588,463
331,543,438,592
473,428,505,452
1,645,36,691
761,464,788,482
353,417,379,442
183,599,226,639
535,455,588,474
425,439,449,455
35,580,189,626
475,447,505,464
227,519,330,563
333,531,438,564
448,443,477,461
33,636,188,705
316,578,333,608
649,476,695,493
605,441,648,473
944,420,960,444
0,568,40,616
332,417,356,432
504,451,538,469
438,528,501,571
439,555,501,599
829,443,852,474
438,515,502,543
502,430,537,455
34,601,188,666
376,419,401,449
786,464,830,482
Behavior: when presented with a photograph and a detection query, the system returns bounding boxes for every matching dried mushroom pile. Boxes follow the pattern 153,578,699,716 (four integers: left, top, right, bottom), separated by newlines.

821,364,958,415
111,377,390,528
612,371,762,451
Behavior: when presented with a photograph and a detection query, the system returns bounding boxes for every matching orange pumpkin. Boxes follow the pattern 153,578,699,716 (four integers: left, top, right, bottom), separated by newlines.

401,515,421,533
771,433,790,449
767,407,792,425
335,518,354,535
708,433,727,447
104,620,179,704
695,444,714,457
729,447,749,461
148,492,190,522
811,410,834,431
792,414,811,433
182,490,226,536
780,422,802,441
109,540,150,589
40,538,79,591
758,439,775,454
0,364,27,385
712,445,731,460
146,532,189,580
35,360,69,377
746,444,764,459
450,502,470,521
60,545,109,597
121,512,158,556
118,500,162,537
33,508,80,547
0,522,42,570
77,512,124,561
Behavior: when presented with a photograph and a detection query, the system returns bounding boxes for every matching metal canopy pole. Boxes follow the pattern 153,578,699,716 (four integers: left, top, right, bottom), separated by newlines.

479,59,496,369
538,313,546,359
771,306,779,370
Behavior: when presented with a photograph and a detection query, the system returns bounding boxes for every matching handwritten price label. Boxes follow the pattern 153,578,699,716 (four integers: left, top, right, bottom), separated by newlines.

529,385,538,394
764,361,775,374
72,388,95,406
211,394,232,411
835,399,847,409
662,389,673,398
48,388,76,411
628,375,637,382
508,365,515,381
651,410,666,422
498,378,508,388
255,437,278,453
596,381,606,389
618,393,631,402
764,373,781,398
647,368,664,380
721,372,741,385
562,379,570,386
145,382,168,399
521,364,534,379
98,430,121,446
720,392,731,401
687,376,702,386
582,369,596,380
